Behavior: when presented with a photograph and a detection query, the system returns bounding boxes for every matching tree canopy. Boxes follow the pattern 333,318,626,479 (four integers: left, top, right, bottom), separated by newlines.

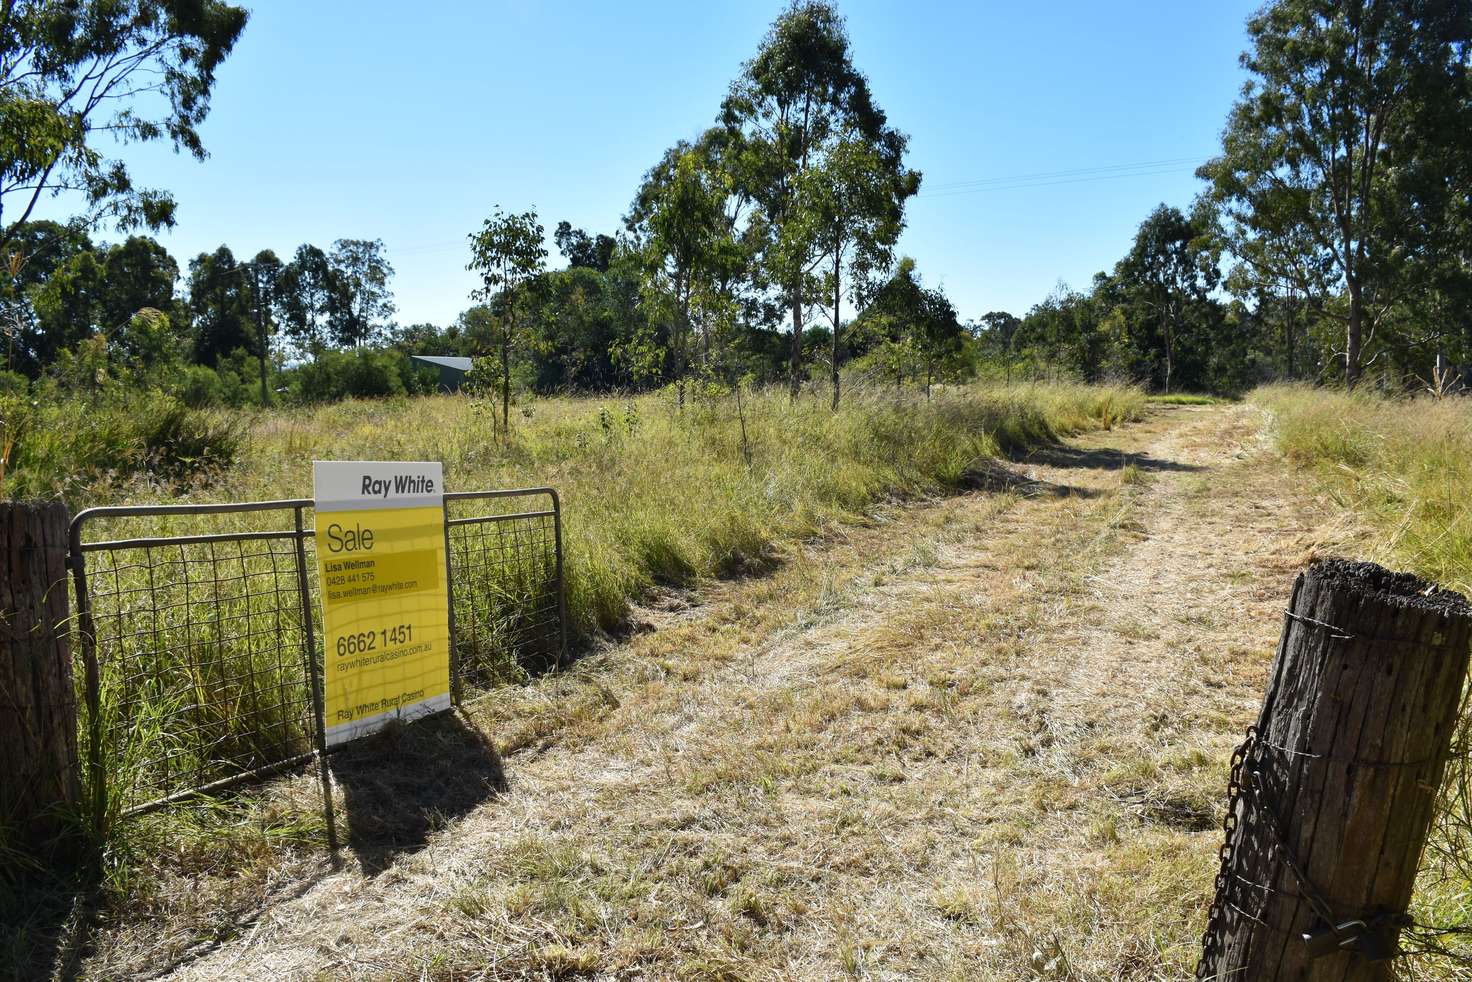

0,0,248,259
1199,0,1472,388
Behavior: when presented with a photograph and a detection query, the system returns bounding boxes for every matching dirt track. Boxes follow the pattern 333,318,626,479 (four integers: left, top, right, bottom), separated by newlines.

126,404,1358,981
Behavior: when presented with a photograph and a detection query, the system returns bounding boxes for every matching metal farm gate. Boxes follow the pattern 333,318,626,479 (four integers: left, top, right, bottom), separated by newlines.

67,488,564,841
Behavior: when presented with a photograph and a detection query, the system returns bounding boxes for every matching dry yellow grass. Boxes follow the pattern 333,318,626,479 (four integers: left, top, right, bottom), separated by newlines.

58,401,1390,981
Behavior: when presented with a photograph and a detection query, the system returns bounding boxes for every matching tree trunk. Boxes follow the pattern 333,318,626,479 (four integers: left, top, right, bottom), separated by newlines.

0,501,79,851
500,333,510,445
735,382,751,467
1346,280,1365,390
1163,309,1175,395
1285,310,1296,382
831,252,841,411
256,311,271,407
677,278,689,411
1202,559,1472,980
789,290,803,400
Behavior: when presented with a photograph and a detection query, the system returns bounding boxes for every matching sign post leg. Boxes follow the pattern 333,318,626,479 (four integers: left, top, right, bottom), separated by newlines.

295,505,339,852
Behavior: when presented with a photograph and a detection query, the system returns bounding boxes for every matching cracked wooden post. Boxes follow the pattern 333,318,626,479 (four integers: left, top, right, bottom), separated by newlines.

0,501,80,851
1199,558,1472,980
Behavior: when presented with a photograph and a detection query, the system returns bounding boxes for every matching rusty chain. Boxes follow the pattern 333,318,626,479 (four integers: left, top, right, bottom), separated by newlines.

1196,724,1427,974
1196,724,1257,980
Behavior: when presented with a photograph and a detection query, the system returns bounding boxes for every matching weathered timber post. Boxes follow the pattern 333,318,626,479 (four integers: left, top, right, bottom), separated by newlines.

0,501,80,850
1199,559,1472,980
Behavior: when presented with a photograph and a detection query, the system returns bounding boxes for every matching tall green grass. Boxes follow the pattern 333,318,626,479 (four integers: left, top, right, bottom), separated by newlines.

1252,384,1472,595
1146,393,1229,406
1,388,244,500
179,382,1144,639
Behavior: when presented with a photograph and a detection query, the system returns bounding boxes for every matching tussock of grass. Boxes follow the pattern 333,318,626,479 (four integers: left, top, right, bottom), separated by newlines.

1252,384,1472,595
1145,393,1227,406
2,389,244,499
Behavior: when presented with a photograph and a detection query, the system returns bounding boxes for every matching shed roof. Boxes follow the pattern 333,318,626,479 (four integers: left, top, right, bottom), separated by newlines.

411,355,473,372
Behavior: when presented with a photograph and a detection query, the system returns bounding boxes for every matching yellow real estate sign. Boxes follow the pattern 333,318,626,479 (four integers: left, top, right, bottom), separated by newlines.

313,460,451,747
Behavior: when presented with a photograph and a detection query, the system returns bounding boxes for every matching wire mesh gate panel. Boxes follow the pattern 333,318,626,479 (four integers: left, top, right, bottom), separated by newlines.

68,500,332,825
67,488,564,827
444,489,565,693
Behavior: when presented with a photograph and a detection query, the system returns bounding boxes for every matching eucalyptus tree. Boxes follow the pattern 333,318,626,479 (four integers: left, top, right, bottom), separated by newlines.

247,249,283,404
859,258,963,397
188,246,253,366
800,134,919,407
467,206,547,440
0,0,248,262
554,222,616,272
1111,205,1220,394
280,244,339,361
21,233,179,373
627,140,729,406
329,238,395,348
1199,0,1472,388
977,311,1022,382
721,0,899,398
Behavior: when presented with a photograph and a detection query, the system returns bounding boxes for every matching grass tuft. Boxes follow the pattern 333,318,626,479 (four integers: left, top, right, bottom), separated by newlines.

1252,384,1471,595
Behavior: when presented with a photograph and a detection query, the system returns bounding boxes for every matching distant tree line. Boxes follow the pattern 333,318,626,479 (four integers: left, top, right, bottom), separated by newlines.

0,222,417,404
985,0,1472,394
4,0,1469,410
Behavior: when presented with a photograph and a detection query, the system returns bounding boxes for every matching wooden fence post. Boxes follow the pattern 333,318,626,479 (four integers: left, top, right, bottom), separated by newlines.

1199,558,1472,980
0,501,79,851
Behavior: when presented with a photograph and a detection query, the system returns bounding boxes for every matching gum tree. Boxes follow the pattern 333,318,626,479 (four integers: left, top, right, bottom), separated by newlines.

721,0,900,399
1111,204,1220,394
467,206,546,441
0,0,248,259
799,133,919,408
1199,0,1472,388
627,140,729,407
329,238,395,349
279,244,338,361
246,249,282,404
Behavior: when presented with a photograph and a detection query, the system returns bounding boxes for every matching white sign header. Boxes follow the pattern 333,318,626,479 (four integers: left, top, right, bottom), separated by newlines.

313,460,444,512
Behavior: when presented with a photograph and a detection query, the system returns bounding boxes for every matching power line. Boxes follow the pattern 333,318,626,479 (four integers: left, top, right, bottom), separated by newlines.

918,165,1199,199
918,158,1212,200
922,155,1211,193
383,154,1218,255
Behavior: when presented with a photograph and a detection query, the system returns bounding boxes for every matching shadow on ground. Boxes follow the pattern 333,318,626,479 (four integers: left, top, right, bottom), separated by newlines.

332,710,506,875
962,459,1103,498
1018,444,1206,474
1,876,97,982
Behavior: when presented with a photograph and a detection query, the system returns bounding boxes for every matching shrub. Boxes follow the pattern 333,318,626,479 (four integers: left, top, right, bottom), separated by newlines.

139,399,245,483
176,363,227,408
1,388,244,501
0,370,27,395
286,349,413,403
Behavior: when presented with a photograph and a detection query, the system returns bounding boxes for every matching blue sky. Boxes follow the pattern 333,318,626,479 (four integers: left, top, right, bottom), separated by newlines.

39,0,1259,326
